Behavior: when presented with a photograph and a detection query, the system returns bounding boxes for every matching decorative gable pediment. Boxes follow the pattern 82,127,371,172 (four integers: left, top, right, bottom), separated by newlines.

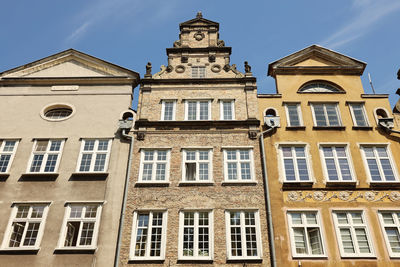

268,45,366,76
1,49,138,79
179,12,219,30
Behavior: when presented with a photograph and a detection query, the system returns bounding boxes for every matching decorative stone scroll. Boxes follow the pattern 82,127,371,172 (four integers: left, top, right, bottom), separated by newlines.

286,190,400,203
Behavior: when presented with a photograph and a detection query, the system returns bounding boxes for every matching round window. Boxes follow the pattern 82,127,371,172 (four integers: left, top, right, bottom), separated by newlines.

41,104,75,121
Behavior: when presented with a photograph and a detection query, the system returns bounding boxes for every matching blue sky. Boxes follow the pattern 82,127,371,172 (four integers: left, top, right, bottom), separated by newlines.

1,0,399,109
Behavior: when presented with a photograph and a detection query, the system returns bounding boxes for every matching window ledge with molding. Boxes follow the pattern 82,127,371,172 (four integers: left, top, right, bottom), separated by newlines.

282,181,314,188
177,259,213,263
369,181,400,188
0,248,40,254
286,126,306,130
20,173,58,180
178,181,215,186
292,255,328,259
226,257,262,263
313,126,346,130
128,258,165,263
352,126,373,130
221,181,258,186
54,247,96,254
70,172,109,179
325,181,357,187
135,181,171,187
0,173,10,179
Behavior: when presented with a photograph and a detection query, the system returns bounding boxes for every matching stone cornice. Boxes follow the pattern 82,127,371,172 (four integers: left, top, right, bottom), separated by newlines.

0,76,137,86
140,76,256,86
272,66,365,76
135,119,260,129
166,47,231,55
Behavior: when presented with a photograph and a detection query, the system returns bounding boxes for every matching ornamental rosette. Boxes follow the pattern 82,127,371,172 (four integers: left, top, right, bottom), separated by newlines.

390,191,400,202
287,192,298,201
313,191,324,201
364,191,375,201
338,191,350,201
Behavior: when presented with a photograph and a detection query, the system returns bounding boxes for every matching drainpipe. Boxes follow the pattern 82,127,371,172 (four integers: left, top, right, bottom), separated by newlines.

114,126,134,267
259,126,277,267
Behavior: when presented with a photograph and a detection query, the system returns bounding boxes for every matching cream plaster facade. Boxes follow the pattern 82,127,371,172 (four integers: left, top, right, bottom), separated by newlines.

0,49,139,266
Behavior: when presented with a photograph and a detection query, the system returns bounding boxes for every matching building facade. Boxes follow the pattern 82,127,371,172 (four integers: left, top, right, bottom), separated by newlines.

258,45,400,266
0,49,139,266
117,13,270,266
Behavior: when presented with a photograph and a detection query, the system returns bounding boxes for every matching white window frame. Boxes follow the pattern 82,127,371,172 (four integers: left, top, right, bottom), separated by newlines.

181,149,213,183
76,139,112,173
130,210,167,260
348,103,369,127
332,210,375,258
220,100,235,120
138,149,171,183
223,148,255,182
225,210,262,260
311,103,342,127
184,100,211,121
1,203,50,250
161,100,176,121
178,210,213,260
57,203,102,250
0,139,19,173
319,144,356,183
359,144,399,183
287,210,326,258
378,210,400,258
285,103,303,127
191,66,206,78
26,139,65,173
278,145,312,183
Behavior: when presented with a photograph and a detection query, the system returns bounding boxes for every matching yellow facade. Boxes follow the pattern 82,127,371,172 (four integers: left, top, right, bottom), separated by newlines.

258,45,400,266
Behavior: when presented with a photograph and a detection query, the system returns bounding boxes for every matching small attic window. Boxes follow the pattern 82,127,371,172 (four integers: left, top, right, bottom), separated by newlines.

265,108,277,117
41,104,75,121
298,81,343,93
375,108,389,119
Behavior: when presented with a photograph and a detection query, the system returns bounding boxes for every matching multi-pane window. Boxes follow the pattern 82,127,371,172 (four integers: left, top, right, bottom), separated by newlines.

220,100,235,120
182,149,212,182
279,146,311,182
77,139,112,172
285,103,302,127
2,204,49,249
161,100,176,121
179,211,212,259
225,210,261,259
320,145,354,182
311,103,341,126
130,211,166,260
138,150,170,182
60,204,102,249
191,66,206,78
287,211,325,257
0,140,18,173
360,145,397,182
378,211,400,257
332,211,374,257
223,149,254,182
27,139,64,173
349,103,369,127
185,100,211,120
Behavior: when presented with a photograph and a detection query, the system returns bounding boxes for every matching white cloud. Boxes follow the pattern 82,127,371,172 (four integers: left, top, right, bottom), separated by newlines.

321,0,400,49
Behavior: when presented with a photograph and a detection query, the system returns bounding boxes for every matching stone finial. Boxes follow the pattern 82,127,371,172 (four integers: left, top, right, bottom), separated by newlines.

145,62,152,77
196,11,202,18
244,61,251,73
397,68,400,80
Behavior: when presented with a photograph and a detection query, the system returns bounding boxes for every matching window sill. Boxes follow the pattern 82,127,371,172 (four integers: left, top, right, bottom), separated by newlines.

70,172,108,180
135,181,170,187
221,181,257,186
282,181,313,188
313,126,345,130
0,173,10,180
179,181,214,186
292,255,328,259
177,258,213,263
128,258,165,264
0,247,39,254
20,172,58,181
54,247,96,254
352,126,373,130
326,181,357,187
286,126,306,130
369,181,400,188
340,255,376,259
226,257,262,263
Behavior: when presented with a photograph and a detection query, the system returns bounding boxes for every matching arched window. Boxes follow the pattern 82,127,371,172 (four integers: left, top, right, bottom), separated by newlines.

264,108,278,117
298,81,343,93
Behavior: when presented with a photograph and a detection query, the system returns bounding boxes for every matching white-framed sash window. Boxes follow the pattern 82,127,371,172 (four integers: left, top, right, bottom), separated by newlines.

0,140,19,173
27,139,64,173
76,139,112,173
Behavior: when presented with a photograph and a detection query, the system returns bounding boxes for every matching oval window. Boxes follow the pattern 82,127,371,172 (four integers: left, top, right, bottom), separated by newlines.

41,104,75,121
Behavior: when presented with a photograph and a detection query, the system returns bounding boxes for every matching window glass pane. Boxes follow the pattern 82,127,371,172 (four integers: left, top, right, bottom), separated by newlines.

336,213,348,224
382,213,395,224
30,155,44,172
291,213,302,224
93,154,106,171
23,223,40,246
351,104,367,126
84,140,95,151
187,101,197,120
226,151,236,160
9,222,25,247
85,206,97,218
227,163,237,180
157,151,167,161
70,206,83,218
313,105,327,126
0,155,11,172
186,151,196,161
297,159,309,181
97,140,109,151
240,163,251,180
49,140,62,151
293,228,307,254
144,151,154,161
287,104,300,126
223,101,233,120
367,159,381,181
305,213,317,224
44,154,58,172
326,105,340,126
142,164,153,180
185,163,196,181
340,228,355,253
163,101,174,120
156,163,166,180
3,141,16,152
385,228,400,253
199,163,208,180
239,150,250,160
79,154,92,172
199,151,208,160
31,206,44,218
199,101,209,120
308,228,323,255
351,213,363,224
35,141,48,152
355,228,371,253
16,206,30,218
284,159,296,181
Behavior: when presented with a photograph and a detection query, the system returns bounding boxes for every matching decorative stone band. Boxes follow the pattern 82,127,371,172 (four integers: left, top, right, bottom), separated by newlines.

285,190,400,203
